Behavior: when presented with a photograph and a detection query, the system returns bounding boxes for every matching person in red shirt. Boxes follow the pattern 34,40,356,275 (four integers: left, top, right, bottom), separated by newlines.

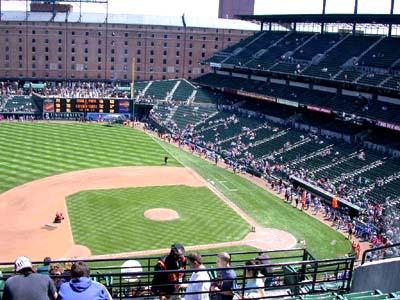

331,197,338,209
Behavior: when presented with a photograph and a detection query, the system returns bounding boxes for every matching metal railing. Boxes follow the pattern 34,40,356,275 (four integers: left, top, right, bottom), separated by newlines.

0,249,354,300
361,242,400,265
0,248,310,276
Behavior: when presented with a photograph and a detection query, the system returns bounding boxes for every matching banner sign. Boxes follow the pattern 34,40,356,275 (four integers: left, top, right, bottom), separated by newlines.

210,62,222,68
236,91,277,102
277,98,299,107
376,120,400,132
307,105,331,114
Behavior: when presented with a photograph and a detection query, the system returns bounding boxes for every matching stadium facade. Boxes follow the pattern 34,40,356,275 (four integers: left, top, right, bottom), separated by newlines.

218,0,255,19
0,10,258,81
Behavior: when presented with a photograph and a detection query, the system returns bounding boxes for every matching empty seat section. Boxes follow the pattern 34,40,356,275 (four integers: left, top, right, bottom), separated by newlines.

357,74,389,86
294,33,343,61
360,37,400,68
172,80,195,102
145,80,178,100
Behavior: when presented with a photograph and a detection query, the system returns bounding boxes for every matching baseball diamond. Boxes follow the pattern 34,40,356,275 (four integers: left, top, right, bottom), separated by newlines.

0,122,350,262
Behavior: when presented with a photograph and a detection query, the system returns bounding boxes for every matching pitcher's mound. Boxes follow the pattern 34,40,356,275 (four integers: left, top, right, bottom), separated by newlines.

144,208,179,221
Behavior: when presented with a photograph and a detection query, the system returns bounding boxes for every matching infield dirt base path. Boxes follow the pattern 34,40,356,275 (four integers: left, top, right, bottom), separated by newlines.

0,166,296,262
0,166,204,262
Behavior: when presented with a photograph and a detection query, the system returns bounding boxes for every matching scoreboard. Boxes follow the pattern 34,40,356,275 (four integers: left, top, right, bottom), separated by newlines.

43,98,132,114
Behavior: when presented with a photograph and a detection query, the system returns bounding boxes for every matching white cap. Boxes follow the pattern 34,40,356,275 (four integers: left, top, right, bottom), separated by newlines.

14,256,33,272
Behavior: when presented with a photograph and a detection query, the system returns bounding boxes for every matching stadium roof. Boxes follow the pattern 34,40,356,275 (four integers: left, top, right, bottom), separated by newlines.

0,11,260,30
238,14,400,25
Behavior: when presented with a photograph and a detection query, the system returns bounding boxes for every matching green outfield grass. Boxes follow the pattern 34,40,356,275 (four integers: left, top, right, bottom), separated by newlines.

0,122,179,193
156,139,352,259
67,185,250,254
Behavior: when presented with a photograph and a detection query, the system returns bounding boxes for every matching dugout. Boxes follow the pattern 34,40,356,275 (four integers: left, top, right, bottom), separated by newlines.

134,103,153,121
290,175,361,218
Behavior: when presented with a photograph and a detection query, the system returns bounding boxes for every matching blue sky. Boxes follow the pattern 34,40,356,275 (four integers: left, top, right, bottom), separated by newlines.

2,0,399,17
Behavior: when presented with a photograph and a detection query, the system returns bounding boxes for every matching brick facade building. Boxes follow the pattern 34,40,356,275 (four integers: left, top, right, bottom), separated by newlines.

0,12,257,82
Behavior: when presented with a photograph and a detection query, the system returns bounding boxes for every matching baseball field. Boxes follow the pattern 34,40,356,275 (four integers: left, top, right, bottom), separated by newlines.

0,122,351,261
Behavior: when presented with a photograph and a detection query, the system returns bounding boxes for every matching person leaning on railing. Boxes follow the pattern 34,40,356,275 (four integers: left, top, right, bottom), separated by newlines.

210,252,237,300
237,260,266,300
1,256,57,300
58,261,112,300
151,244,187,300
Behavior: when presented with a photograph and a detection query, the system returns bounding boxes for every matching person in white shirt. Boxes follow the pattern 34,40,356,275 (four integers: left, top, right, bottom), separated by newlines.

184,253,211,300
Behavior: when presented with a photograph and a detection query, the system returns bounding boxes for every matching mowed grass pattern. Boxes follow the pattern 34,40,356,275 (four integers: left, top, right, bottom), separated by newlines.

0,123,179,193
67,185,250,254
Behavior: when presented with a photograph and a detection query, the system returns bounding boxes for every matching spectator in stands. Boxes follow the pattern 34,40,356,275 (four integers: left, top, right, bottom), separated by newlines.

312,196,321,215
62,261,73,282
255,254,273,288
284,185,291,203
210,252,237,300
184,253,211,300
49,263,67,291
58,261,111,300
240,260,265,299
347,221,355,241
2,256,57,300
151,244,187,299
36,256,52,275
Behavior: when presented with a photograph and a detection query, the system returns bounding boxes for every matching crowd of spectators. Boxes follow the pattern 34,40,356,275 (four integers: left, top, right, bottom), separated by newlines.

1,256,113,300
1,245,280,300
39,82,131,99
0,81,132,99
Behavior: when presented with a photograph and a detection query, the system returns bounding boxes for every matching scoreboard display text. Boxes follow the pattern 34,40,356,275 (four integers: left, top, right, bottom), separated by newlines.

44,98,132,114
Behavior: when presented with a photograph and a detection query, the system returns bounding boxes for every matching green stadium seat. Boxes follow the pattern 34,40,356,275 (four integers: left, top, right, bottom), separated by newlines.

348,294,389,300
302,292,333,299
390,292,400,298
340,291,377,299
319,282,344,291
145,80,178,100
283,265,301,294
0,275,4,299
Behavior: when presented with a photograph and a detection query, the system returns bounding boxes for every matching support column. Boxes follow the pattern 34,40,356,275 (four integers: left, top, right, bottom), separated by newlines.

353,0,358,35
389,0,395,37
131,57,135,100
104,0,109,81
321,0,327,34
